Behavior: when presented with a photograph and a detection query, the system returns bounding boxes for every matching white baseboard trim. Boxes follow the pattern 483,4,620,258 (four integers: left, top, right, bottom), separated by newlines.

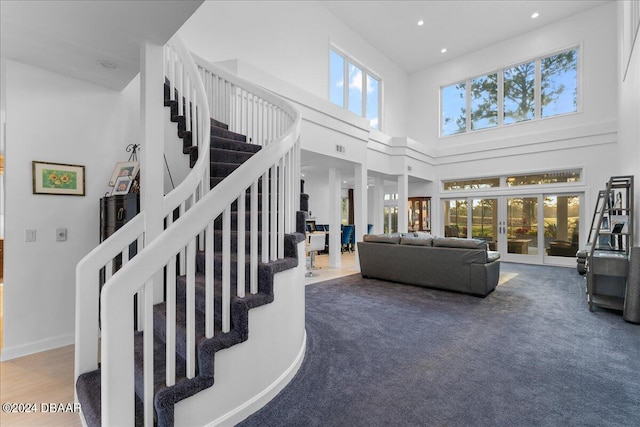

0,333,74,361
207,330,307,427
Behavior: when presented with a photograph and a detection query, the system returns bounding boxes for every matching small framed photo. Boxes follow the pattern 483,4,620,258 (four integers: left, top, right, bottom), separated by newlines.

32,161,85,196
112,176,133,195
109,161,139,186
601,214,610,231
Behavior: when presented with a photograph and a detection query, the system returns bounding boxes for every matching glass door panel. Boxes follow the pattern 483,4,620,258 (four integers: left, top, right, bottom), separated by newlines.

544,194,581,265
471,198,498,251
506,196,539,257
444,199,467,238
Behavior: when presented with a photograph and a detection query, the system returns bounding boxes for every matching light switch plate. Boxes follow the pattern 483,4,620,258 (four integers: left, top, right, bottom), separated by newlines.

25,229,36,242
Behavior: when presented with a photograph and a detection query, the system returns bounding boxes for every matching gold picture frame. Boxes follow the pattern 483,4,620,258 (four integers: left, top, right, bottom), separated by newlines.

32,161,85,196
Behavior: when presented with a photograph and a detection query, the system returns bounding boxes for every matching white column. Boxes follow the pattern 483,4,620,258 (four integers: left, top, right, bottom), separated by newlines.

354,163,367,270
373,176,384,234
328,168,342,268
140,41,165,300
398,172,409,233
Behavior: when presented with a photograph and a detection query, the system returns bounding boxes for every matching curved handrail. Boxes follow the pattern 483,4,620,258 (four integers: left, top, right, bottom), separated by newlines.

94,48,302,425
162,37,211,217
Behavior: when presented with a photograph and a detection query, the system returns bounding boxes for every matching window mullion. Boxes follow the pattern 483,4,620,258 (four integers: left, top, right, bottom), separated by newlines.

498,71,504,126
534,59,541,119
466,79,471,132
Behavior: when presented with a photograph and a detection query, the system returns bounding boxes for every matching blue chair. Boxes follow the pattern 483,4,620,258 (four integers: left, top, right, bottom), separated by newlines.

341,225,354,253
349,225,356,250
367,224,373,234
306,224,312,233
315,224,326,232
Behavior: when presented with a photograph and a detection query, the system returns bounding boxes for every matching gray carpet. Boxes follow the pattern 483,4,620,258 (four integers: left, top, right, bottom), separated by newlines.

238,262,640,427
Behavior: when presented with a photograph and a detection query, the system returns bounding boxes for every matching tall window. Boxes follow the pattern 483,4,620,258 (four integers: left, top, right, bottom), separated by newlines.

441,48,578,136
541,50,578,118
504,61,535,124
441,83,466,135
470,73,498,130
329,47,381,130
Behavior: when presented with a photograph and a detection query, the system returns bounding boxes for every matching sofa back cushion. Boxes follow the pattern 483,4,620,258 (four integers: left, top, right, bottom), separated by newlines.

363,233,402,244
433,237,488,250
400,234,434,246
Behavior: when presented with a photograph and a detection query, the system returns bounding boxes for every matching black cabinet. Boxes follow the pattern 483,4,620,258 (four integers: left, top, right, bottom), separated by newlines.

100,194,140,242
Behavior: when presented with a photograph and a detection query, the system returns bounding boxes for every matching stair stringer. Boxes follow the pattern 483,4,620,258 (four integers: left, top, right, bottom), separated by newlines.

174,240,307,426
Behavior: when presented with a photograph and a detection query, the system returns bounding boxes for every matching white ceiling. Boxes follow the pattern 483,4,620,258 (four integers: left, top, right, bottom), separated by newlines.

322,0,612,74
0,0,203,90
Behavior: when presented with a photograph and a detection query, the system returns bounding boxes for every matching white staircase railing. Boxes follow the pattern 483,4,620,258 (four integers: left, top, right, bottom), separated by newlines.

75,35,301,427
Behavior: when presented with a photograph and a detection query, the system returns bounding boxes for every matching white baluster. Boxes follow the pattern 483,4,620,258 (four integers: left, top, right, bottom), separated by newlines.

250,180,259,294
278,156,285,259
222,207,231,333
237,188,246,298
186,238,196,379
262,171,269,264
143,280,154,427
166,254,176,386
205,221,214,338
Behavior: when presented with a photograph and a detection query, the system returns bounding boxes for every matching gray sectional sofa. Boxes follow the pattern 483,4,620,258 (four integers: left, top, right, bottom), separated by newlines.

357,233,501,297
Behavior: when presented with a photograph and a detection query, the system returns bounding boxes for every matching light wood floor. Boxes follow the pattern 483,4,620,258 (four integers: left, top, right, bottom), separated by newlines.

0,252,357,426
0,344,82,426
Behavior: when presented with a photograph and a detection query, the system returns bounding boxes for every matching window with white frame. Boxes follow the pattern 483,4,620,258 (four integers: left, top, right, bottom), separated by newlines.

441,48,578,137
329,47,381,130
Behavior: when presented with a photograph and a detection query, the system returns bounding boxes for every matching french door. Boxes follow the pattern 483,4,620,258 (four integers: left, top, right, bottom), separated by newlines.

444,193,581,266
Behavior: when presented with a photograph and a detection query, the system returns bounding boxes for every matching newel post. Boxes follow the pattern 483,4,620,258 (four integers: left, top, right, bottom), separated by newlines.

140,41,165,301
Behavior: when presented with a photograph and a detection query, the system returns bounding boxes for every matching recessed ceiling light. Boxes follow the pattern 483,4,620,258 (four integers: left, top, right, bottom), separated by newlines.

417,20,424,26
441,48,447,54
98,59,119,70
531,12,539,19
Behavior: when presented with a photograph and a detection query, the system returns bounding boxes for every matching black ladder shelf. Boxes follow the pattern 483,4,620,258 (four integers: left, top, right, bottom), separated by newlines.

586,175,634,312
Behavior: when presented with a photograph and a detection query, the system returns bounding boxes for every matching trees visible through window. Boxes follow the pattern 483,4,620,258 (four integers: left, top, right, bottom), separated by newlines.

470,73,498,130
541,50,578,118
504,61,535,124
329,47,381,130
441,48,578,136
441,83,466,136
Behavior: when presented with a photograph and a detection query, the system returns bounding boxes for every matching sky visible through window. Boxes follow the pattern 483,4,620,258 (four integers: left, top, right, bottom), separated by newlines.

442,48,578,136
329,48,380,130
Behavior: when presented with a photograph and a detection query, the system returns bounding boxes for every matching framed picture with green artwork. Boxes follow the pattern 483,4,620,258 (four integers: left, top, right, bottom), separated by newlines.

32,160,85,196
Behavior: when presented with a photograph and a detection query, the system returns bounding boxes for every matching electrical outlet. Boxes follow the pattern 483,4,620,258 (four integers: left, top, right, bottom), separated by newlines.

25,229,36,242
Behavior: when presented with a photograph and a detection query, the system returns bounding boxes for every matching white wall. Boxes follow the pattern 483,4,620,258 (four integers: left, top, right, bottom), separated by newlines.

617,1,640,243
1,61,139,360
406,3,620,236
178,0,409,137
408,3,618,149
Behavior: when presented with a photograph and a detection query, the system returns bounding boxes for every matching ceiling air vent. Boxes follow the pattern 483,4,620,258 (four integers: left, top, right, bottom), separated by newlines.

336,144,346,154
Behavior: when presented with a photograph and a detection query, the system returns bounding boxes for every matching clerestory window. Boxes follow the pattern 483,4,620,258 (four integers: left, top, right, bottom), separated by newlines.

441,48,578,137
329,47,382,130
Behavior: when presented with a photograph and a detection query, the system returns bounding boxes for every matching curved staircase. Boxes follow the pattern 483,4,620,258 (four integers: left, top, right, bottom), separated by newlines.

74,36,304,426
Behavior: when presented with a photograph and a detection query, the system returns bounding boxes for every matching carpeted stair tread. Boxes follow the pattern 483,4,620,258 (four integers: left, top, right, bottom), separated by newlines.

211,127,247,143
211,147,255,164
211,136,259,154
133,331,188,400
210,117,228,130
76,369,145,427
211,162,243,177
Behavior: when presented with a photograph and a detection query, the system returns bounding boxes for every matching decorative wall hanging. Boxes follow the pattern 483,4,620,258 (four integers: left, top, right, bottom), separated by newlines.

32,161,85,196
